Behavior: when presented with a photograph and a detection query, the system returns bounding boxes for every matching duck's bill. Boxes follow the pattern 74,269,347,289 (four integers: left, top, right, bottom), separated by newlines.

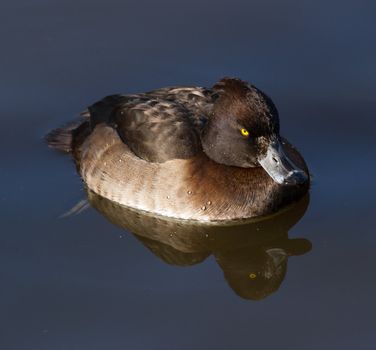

258,140,308,185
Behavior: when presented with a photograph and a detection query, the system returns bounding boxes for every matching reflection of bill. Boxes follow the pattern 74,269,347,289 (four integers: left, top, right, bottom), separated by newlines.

88,190,312,300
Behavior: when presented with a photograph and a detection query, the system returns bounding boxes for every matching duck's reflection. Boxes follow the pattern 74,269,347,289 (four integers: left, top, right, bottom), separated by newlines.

88,191,312,300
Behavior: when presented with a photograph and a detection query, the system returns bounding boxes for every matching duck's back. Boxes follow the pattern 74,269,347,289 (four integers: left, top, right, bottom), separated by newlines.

86,86,215,163
145,86,215,117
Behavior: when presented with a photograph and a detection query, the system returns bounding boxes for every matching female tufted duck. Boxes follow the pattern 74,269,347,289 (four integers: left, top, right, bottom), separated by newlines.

46,77,310,221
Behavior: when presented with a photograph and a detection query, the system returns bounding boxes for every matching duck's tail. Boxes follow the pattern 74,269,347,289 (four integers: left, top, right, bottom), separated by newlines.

45,122,77,152
45,112,90,153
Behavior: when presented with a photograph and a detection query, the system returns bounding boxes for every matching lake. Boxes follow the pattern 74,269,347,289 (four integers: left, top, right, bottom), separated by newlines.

1,0,375,349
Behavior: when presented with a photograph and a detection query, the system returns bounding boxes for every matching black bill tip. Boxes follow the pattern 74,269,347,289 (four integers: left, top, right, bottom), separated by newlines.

258,139,309,186
283,169,309,186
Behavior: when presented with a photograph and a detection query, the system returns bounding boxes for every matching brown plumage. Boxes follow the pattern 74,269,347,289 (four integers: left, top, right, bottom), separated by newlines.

46,77,310,221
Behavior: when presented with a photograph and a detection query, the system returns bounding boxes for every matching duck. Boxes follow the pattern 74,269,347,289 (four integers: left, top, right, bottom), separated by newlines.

46,77,310,221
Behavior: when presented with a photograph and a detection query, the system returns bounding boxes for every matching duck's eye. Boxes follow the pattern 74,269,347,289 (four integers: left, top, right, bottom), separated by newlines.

241,128,249,137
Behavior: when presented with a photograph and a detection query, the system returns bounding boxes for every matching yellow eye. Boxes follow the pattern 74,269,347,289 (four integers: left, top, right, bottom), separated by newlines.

241,128,249,137
249,273,257,279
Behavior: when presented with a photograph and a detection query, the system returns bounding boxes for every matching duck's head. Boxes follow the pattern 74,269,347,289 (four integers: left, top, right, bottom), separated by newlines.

201,77,308,185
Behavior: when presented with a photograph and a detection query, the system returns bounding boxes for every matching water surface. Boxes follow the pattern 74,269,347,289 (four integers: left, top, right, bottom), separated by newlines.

1,0,376,349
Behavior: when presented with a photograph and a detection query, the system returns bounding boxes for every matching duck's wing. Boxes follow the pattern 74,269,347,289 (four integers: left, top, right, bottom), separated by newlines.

88,94,202,163
88,94,145,127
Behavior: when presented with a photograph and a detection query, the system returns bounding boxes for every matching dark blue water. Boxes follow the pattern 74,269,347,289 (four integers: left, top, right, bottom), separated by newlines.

1,0,376,349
